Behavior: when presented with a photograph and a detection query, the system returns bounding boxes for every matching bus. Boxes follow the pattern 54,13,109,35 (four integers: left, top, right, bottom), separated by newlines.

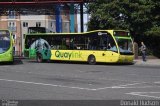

0,29,14,63
24,30,134,64
27,27,54,34
28,27,46,34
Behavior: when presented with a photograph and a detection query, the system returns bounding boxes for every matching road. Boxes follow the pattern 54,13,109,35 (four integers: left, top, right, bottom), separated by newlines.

0,59,160,101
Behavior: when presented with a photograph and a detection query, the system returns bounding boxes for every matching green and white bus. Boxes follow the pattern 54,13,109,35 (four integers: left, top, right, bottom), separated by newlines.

0,30,14,63
24,30,134,64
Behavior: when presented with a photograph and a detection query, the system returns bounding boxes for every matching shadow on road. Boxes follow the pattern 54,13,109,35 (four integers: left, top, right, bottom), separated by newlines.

24,59,134,66
13,58,23,65
0,58,23,65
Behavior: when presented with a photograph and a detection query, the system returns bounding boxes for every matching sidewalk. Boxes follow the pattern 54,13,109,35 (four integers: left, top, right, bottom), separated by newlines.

134,59,160,66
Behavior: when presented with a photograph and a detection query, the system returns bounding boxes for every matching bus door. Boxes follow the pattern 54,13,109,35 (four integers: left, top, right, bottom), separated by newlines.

41,41,51,60
105,34,119,62
29,47,37,59
95,32,108,62
35,38,51,60
26,37,36,59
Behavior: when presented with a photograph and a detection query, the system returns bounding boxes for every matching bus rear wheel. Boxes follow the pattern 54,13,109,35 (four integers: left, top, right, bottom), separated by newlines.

37,54,43,63
88,55,96,65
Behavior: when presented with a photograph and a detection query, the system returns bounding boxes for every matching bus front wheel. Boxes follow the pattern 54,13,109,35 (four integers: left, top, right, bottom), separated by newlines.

37,54,43,63
88,55,96,65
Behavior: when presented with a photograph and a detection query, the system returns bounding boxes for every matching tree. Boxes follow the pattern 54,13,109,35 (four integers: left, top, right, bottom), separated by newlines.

88,0,130,30
88,0,160,41
145,0,160,36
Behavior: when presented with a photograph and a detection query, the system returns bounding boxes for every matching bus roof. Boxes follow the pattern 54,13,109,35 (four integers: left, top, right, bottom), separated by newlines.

25,30,129,36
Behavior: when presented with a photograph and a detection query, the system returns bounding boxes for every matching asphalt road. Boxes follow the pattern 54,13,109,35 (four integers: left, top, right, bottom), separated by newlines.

0,59,160,101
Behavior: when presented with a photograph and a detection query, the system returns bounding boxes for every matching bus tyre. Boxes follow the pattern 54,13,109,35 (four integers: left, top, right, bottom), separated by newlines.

88,55,96,65
37,54,43,63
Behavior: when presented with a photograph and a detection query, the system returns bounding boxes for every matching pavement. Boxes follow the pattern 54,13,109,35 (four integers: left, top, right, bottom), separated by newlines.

134,59,160,66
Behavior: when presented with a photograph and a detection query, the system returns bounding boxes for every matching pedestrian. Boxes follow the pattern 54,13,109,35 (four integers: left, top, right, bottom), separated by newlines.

140,42,147,62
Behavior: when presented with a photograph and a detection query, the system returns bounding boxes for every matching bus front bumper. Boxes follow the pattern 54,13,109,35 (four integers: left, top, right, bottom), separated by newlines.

0,53,13,62
118,55,134,63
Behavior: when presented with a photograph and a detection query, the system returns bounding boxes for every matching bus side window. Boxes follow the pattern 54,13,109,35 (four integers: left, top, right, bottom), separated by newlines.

73,35,86,50
99,34,108,50
87,32,98,50
65,37,70,49
60,38,67,50
69,38,74,49
26,39,30,49
87,37,91,50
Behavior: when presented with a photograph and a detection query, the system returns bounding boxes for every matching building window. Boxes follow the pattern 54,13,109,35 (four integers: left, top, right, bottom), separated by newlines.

8,22,16,31
36,22,41,27
23,22,28,27
8,10,16,19
13,46,16,54
51,22,55,28
51,22,53,28
50,21,56,32
8,22,16,27
62,22,69,33
13,34,16,40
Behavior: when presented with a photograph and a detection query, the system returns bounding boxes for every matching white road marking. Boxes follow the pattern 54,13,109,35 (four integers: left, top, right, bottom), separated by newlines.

96,82,145,90
129,92,160,94
0,78,159,91
115,83,144,87
98,78,147,83
0,79,152,91
127,92,160,99
0,78,97,91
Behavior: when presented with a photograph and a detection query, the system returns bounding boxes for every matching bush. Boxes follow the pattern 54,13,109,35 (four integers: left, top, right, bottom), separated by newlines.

145,35,160,58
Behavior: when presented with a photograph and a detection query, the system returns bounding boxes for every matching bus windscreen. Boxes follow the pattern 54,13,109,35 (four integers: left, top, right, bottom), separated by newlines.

0,30,10,54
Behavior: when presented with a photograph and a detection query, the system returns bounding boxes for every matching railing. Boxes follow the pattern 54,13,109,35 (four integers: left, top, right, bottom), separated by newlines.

8,16,16,19
8,27,16,32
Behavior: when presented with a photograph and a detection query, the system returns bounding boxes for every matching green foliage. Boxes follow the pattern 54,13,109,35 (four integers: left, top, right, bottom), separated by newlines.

144,35,160,58
88,0,130,30
146,26,160,36
88,0,160,39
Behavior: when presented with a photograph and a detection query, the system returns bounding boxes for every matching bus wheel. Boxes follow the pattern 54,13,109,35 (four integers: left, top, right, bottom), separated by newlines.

88,55,96,65
37,54,43,63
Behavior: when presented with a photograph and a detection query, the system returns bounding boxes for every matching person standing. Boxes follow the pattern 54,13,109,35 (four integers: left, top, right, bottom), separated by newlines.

140,42,147,61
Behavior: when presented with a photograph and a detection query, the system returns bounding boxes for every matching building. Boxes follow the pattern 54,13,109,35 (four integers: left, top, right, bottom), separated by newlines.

0,11,21,56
